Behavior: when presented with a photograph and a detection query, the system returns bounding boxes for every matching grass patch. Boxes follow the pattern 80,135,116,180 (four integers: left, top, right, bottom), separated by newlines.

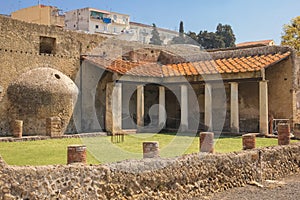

0,134,298,166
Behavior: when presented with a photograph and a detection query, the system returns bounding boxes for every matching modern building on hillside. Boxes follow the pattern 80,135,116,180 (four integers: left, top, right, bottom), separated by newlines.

236,40,275,48
11,4,64,27
65,7,130,34
129,22,178,44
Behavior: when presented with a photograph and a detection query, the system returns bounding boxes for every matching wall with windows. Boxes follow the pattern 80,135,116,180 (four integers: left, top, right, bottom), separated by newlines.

0,15,106,135
65,8,130,34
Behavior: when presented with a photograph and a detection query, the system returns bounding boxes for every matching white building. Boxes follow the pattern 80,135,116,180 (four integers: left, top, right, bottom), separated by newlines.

128,22,179,45
65,7,130,34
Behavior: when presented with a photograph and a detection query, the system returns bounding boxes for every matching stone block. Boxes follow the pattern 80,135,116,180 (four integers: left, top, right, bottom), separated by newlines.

143,142,159,158
278,123,290,145
12,120,23,138
46,117,62,137
242,133,256,150
67,145,87,164
199,132,214,153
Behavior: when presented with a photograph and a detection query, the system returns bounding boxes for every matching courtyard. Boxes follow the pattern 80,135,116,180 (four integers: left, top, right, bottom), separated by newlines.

0,134,297,166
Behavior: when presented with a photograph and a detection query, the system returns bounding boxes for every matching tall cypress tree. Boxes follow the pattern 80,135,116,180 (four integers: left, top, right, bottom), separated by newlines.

179,21,184,37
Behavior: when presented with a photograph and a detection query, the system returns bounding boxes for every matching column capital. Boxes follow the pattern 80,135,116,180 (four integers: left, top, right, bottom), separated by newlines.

229,82,239,85
259,80,269,83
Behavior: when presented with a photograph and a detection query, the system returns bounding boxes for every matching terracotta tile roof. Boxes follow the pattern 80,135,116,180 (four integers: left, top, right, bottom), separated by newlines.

83,51,291,77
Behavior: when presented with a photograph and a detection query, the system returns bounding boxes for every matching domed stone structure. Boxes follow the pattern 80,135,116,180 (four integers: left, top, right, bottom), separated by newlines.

7,67,78,136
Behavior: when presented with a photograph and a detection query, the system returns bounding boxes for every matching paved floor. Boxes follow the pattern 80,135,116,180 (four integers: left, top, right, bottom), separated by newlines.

203,173,300,200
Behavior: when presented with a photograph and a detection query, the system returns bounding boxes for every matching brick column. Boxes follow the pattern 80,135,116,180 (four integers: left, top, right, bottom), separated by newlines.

137,85,145,128
242,133,256,150
230,82,239,133
181,84,188,131
205,83,213,131
259,81,269,135
67,145,87,164
199,132,214,153
143,142,159,158
12,120,23,138
278,123,290,145
46,117,62,137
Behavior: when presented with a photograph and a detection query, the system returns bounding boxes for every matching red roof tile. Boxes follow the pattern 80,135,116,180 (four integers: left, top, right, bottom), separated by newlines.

83,51,291,78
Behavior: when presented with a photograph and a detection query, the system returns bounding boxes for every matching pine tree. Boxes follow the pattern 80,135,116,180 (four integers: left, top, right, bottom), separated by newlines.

215,23,236,48
149,23,163,45
281,16,300,53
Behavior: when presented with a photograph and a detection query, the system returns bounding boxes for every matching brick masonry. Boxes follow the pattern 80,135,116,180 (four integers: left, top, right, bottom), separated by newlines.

67,145,87,165
143,142,160,158
242,133,256,150
199,132,214,153
278,123,291,145
46,117,62,137
12,120,23,138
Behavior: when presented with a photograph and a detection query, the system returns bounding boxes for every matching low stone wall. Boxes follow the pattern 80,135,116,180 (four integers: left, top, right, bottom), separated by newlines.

0,143,300,199
0,132,107,142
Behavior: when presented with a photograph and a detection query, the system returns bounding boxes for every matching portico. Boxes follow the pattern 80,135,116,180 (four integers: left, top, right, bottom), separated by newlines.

79,45,294,135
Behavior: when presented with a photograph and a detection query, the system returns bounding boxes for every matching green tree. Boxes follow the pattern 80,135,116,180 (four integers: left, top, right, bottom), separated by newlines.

149,23,163,45
197,30,225,49
216,23,236,48
186,31,197,41
281,16,300,53
171,21,186,44
171,21,198,45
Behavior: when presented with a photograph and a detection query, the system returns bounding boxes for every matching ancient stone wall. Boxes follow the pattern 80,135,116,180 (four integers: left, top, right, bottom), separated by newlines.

0,15,106,135
0,143,299,199
266,57,295,124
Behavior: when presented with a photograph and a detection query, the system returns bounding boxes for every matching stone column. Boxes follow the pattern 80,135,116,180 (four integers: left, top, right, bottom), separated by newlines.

137,85,145,127
46,117,62,137
12,120,23,138
259,81,269,135
106,82,122,134
199,132,214,153
181,85,188,131
230,82,239,133
158,86,166,128
242,133,256,150
67,145,87,164
205,83,213,131
112,83,122,133
278,123,290,145
143,142,159,158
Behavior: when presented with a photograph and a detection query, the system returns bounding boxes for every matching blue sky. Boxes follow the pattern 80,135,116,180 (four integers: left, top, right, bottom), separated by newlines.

1,0,299,44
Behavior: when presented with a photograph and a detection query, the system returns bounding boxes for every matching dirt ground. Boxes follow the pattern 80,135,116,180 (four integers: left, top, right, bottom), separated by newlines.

199,173,300,200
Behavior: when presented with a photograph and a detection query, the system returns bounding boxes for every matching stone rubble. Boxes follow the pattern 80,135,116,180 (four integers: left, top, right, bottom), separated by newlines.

0,143,299,199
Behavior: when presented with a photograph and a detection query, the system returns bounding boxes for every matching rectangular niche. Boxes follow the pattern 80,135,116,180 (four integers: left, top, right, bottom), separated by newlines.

39,36,56,54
